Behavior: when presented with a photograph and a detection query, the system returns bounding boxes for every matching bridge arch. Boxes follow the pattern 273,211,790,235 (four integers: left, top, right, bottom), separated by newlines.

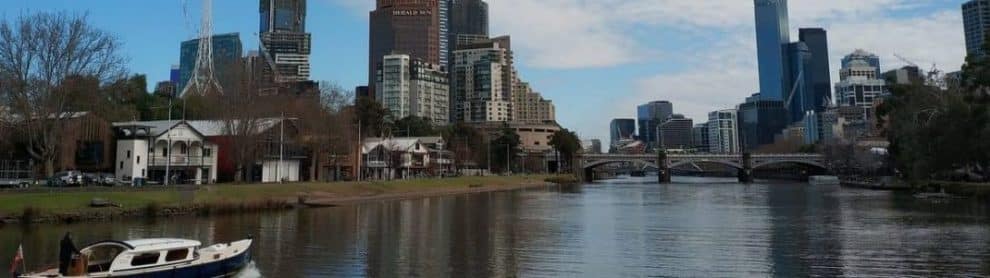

582,159,658,170
752,160,827,170
668,160,743,170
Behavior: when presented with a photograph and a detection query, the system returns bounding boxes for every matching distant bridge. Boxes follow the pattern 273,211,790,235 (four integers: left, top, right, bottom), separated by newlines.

576,153,826,183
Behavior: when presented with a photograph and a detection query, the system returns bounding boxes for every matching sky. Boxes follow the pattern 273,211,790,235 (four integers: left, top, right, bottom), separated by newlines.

0,0,969,143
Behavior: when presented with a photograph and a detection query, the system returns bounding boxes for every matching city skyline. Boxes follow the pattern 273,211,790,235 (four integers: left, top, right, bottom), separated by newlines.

0,0,968,143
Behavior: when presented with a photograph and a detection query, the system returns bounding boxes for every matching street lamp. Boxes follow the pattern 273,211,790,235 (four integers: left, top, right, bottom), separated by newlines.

149,98,177,186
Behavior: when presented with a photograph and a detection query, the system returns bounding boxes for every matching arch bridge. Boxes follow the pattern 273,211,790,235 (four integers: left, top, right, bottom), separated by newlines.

577,153,826,183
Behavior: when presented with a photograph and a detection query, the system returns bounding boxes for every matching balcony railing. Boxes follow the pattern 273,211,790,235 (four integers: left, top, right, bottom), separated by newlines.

150,155,212,167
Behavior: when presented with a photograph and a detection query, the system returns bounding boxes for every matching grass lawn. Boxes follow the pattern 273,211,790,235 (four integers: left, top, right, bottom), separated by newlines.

0,175,565,217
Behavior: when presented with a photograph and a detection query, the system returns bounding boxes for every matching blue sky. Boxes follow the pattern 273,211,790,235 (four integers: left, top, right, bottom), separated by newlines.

0,0,969,142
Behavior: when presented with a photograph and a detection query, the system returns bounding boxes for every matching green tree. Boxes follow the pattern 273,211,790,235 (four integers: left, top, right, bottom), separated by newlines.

442,122,484,171
490,123,521,173
549,129,581,173
392,116,438,137
355,97,390,138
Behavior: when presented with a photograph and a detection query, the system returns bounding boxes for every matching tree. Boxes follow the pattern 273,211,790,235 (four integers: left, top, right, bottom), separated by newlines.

392,116,438,137
877,43,990,182
549,129,581,173
490,123,521,173
442,122,483,172
296,81,355,181
355,97,390,138
0,12,125,176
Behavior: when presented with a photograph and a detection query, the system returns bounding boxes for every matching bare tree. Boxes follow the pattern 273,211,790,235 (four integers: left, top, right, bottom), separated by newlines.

294,81,355,181
0,13,125,176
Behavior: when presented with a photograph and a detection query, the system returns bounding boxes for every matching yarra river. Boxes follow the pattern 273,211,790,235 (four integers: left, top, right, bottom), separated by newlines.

3,176,990,277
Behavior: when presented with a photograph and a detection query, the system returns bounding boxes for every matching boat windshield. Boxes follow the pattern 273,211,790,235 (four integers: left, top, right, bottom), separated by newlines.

81,244,127,273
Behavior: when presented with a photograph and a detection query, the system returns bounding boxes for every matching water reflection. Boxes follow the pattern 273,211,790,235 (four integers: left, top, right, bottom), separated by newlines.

3,177,990,277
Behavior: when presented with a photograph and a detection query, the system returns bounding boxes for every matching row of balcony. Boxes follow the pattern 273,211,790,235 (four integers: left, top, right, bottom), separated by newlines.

149,156,213,167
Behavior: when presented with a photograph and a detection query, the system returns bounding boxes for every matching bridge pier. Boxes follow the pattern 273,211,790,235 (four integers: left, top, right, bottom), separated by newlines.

738,152,753,183
583,167,594,183
658,150,671,184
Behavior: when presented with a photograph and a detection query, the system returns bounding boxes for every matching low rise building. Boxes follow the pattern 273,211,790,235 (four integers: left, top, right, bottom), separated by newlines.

113,118,304,184
361,137,435,180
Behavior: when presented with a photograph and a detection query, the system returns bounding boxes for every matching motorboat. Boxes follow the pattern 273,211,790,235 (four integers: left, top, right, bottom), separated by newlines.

19,236,252,278
809,175,840,185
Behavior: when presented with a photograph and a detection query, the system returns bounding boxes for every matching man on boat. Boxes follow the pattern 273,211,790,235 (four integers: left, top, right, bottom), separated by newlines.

58,233,79,275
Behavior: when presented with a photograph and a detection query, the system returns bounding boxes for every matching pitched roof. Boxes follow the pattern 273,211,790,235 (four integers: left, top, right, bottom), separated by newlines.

113,118,288,137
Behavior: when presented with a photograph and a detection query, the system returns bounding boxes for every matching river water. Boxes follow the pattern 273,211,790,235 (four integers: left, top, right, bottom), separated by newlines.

3,176,990,277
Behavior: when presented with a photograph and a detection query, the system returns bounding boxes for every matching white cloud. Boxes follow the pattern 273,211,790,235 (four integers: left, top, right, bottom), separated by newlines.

602,6,966,143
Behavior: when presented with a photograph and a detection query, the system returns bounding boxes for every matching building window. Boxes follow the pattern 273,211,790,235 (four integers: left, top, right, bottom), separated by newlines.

137,156,141,164
119,161,124,170
180,144,188,154
127,150,131,159
203,148,212,157
141,169,146,177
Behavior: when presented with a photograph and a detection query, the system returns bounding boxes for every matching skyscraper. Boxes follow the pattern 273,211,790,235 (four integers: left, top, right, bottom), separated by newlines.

637,101,673,149
708,109,740,154
259,0,312,89
178,33,243,94
737,98,787,150
658,115,694,150
754,0,790,101
451,0,489,38
439,0,450,66
447,0,489,93
964,0,990,57
835,50,886,118
692,123,710,153
369,0,441,95
841,49,881,78
798,28,832,112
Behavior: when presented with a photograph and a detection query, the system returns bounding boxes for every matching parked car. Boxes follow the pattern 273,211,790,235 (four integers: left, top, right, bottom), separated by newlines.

0,179,32,189
97,173,117,186
49,171,83,187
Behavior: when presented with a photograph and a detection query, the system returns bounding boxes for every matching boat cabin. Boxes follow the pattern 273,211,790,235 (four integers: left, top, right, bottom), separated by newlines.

75,238,200,275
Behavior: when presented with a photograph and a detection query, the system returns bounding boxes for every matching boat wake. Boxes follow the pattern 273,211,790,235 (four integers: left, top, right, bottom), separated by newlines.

235,261,263,278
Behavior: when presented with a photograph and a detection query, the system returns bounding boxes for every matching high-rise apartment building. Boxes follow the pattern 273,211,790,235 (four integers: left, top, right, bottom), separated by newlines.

964,0,990,57
376,54,450,124
835,51,886,119
259,0,312,87
451,39,511,123
610,119,636,148
798,28,832,112
178,32,243,94
754,0,790,101
637,101,673,149
708,109,740,154
370,0,441,95
511,81,555,124
658,115,694,150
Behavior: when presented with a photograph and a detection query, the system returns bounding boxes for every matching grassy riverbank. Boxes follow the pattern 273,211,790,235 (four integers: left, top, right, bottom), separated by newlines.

0,175,574,224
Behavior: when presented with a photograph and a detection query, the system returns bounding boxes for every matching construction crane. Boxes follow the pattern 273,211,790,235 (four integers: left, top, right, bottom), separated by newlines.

895,53,944,87
893,53,919,68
